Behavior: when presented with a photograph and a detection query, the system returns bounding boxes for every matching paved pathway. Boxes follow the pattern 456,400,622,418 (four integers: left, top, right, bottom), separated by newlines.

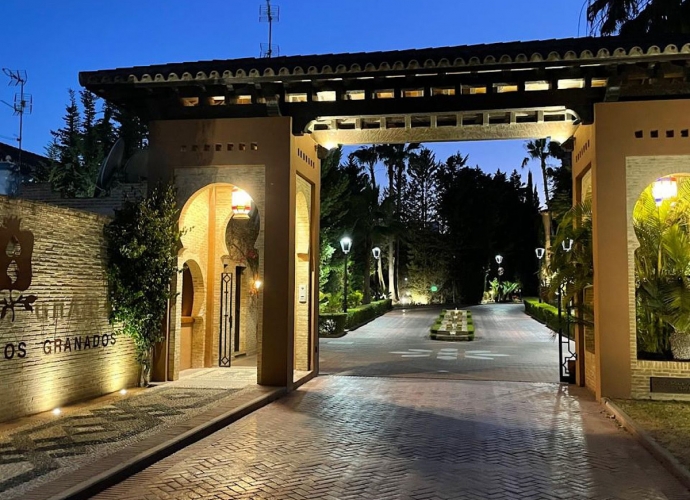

320,304,560,383
96,376,690,500
95,306,690,499
0,367,261,499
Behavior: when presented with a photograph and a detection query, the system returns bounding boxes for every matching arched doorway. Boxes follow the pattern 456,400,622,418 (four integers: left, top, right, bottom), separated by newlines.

177,183,261,370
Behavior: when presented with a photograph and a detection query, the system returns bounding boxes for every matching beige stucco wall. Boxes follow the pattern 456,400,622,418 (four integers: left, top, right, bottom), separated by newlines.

581,99,690,399
0,198,138,422
148,117,319,387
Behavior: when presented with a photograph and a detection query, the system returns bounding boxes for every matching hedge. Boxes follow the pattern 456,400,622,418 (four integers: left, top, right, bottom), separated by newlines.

319,299,393,336
523,298,574,338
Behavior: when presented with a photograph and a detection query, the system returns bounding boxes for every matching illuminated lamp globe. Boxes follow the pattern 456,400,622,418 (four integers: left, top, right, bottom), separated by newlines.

652,177,678,206
340,237,352,254
495,254,503,265
231,187,252,219
562,238,574,252
535,248,546,260
372,247,381,260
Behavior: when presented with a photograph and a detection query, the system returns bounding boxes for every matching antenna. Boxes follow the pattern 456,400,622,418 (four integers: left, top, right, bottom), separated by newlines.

259,0,280,58
1,69,31,171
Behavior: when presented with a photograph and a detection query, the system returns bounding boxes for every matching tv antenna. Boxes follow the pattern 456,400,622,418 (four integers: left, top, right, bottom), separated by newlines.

1,69,32,170
259,0,280,58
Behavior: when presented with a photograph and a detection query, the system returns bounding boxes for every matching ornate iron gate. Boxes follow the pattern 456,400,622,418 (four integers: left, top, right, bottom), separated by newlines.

219,272,233,367
558,287,577,383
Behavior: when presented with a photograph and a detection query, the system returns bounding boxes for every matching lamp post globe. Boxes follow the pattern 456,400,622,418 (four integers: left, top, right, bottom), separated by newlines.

372,246,381,260
495,254,503,265
340,237,352,312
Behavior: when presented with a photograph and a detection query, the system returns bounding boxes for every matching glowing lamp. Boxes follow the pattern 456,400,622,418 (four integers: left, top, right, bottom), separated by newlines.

495,254,503,265
535,248,545,260
254,279,263,290
372,247,381,260
52,408,61,416
562,238,574,252
231,187,252,219
340,237,352,254
652,177,678,206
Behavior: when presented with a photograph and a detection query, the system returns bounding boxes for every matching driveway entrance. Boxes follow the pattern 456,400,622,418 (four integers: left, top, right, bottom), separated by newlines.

320,304,558,383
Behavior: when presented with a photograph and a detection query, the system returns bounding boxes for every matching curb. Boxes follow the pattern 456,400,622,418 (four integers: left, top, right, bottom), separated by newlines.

602,398,690,491
49,387,287,500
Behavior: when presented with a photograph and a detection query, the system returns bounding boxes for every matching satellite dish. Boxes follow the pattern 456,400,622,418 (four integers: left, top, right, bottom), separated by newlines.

122,149,149,182
94,138,125,197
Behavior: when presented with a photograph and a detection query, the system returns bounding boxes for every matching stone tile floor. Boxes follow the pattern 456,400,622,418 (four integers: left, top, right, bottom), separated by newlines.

0,366,258,499
96,376,690,500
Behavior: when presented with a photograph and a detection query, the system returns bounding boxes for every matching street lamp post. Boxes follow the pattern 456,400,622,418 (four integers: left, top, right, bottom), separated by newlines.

495,254,503,302
535,247,545,303
341,237,352,313
372,246,381,299
558,238,576,383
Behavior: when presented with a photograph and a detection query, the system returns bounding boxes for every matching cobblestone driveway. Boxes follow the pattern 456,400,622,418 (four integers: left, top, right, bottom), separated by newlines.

97,376,690,500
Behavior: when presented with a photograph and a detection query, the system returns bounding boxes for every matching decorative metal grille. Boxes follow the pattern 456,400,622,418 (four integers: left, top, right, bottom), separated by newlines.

219,272,233,367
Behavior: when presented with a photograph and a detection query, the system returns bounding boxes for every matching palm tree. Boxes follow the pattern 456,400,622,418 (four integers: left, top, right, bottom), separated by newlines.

375,143,420,301
587,0,690,35
350,146,379,192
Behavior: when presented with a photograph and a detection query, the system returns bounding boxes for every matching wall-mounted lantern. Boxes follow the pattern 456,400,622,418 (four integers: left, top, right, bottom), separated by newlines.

231,187,252,219
652,176,678,206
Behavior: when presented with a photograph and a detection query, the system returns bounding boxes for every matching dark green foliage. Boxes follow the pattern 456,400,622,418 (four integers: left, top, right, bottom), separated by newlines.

46,89,148,197
523,298,574,339
319,299,392,337
587,0,690,35
344,299,393,329
104,182,183,376
437,160,541,304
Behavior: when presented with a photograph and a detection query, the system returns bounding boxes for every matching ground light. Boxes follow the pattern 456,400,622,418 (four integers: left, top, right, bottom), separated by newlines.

52,408,61,416
120,389,127,395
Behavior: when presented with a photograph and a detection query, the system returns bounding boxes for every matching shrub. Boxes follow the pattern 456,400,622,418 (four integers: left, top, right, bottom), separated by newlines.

319,313,347,336
345,299,393,329
523,297,574,338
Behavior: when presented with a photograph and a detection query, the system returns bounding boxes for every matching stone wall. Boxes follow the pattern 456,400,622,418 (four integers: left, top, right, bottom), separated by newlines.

0,197,138,422
294,175,312,372
19,182,147,217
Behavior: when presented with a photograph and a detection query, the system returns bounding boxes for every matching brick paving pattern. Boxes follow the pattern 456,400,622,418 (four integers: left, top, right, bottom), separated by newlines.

0,367,261,499
320,304,561,383
97,375,690,500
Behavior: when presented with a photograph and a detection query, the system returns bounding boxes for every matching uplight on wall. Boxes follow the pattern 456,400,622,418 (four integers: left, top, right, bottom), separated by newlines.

652,176,678,206
254,279,263,290
231,187,252,219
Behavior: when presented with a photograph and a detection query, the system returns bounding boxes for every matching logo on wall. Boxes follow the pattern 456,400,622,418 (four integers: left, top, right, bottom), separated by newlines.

0,218,36,321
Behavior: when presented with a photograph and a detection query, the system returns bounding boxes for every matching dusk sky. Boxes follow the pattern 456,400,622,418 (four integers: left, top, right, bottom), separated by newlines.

1,0,588,186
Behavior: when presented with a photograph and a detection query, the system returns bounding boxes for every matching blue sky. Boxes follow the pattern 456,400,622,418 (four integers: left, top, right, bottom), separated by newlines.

0,0,588,182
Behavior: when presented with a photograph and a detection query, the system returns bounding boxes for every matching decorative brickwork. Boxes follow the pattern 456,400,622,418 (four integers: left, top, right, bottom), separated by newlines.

0,198,138,422
626,155,690,399
294,176,312,372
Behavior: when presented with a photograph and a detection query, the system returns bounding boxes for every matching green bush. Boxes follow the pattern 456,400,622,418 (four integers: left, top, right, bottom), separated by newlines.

523,298,574,338
318,313,347,336
345,299,393,329
318,299,393,336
